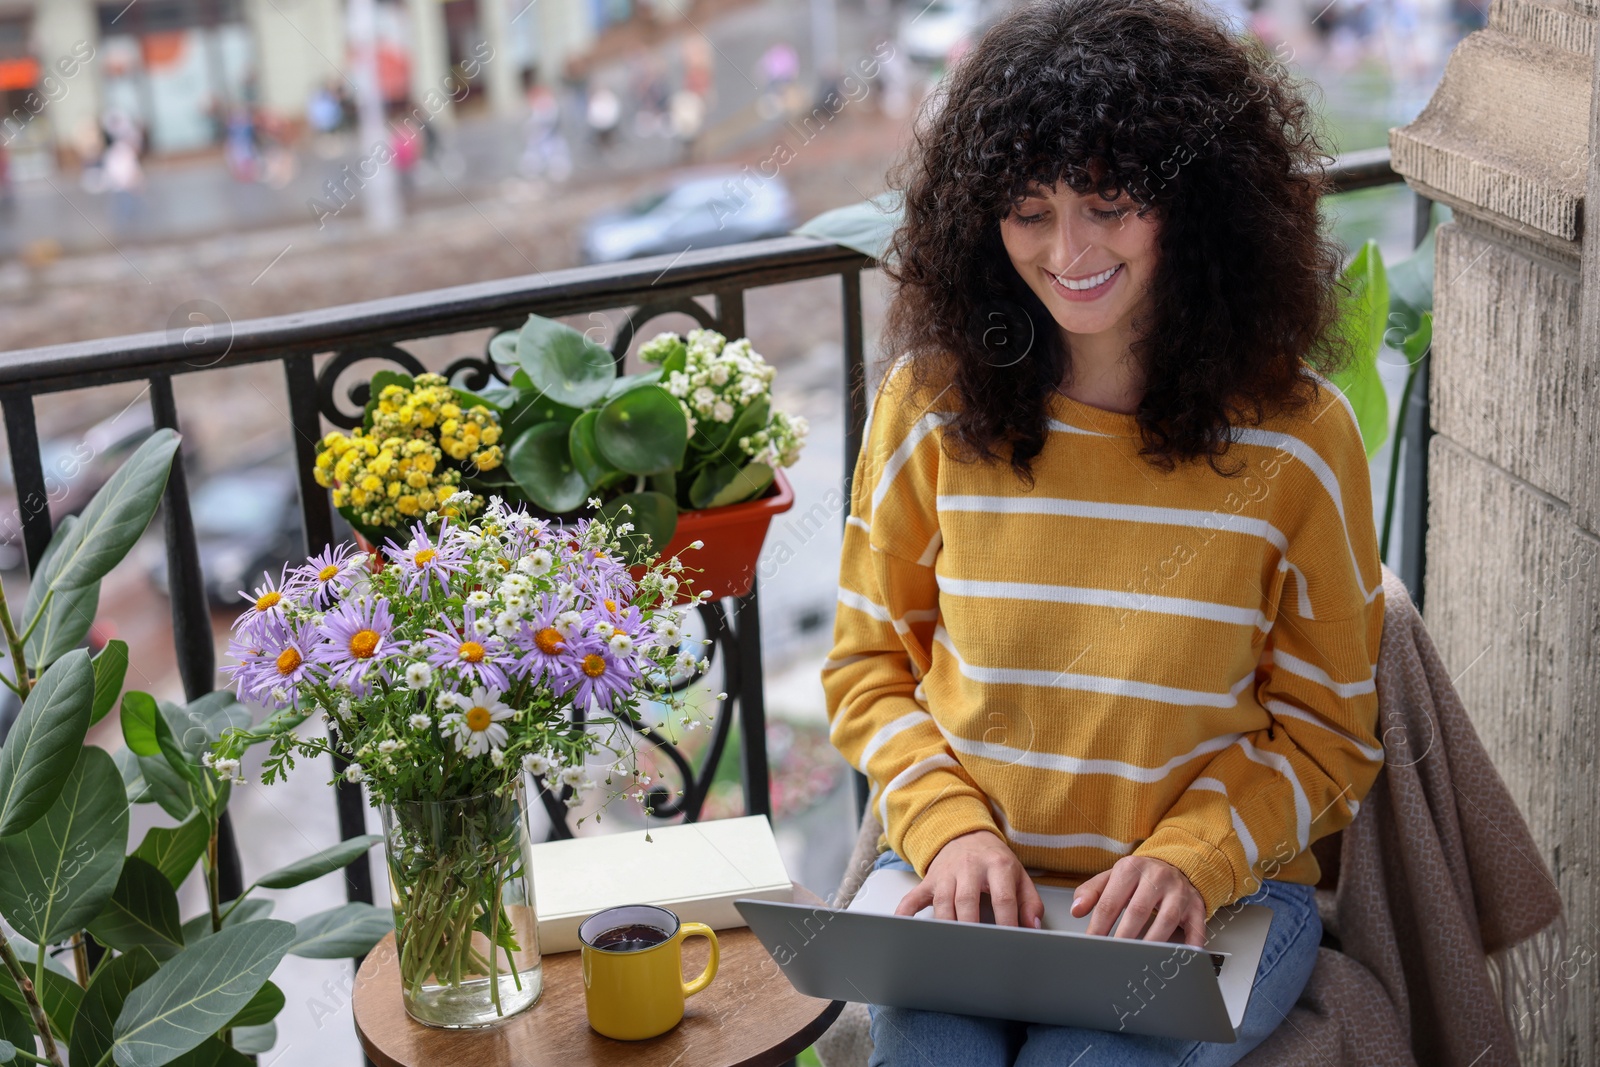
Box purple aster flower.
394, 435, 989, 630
232, 565, 295, 634
552, 630, 640, 712
508, 592, 572, 684
224, 615, 322, 705
311, 597, 402, 697
383, 520, 468, 597
286, 542, 365, 610
423, 605, 514, 691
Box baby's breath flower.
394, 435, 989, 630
409, 713, 432, 730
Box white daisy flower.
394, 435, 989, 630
377, 739, 400, 755
466, 590, 492, 608
451, 687, 514, 757
408, 713, 432, 730
344, 763, 366, 783
495, 611, 520, 638
490, 749, 505, 768
404, 662, 434, 690
609, 633, 634, 655
522, 751, 556, 775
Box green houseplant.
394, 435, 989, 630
0, 429, 391, 1067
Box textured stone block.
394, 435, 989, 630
1430, 219, 1584, 504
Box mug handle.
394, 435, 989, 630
679, 922, 720, 997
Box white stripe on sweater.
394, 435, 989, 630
937, 575, 1269, 630
932, 625, 1258, 708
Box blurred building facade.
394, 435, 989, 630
0, 0, 604, 175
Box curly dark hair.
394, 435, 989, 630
876, 0, 1354, 482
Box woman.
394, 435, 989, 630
820, 1, 1387, 1064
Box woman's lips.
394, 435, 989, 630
1048, 263, 1123, 302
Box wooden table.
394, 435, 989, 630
353, 884, 845, 1067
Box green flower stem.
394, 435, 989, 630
15, 587, 52, 649
0, 936, 63, 1067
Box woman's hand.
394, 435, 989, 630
893, 828, 1045, 929
1072, 855, 1207, 947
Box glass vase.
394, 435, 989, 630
380, 781, 544, 1027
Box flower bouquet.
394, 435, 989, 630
210, 493, 717, 1027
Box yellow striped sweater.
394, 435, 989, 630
822, 357, 1386, 920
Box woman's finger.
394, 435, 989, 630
1071, 869, 1111, 918
1113, 877, 1165, 939
1140, 891, 1186, 944
894, 880, 933, 917
989, 864, 1021, 928
1020, 868, 1046, 929
1085, 865, 1139, 937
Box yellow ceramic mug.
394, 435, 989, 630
579, 904, 720, 1040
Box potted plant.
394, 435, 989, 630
208, 493, 718, 1028
0, 430, 393, 1067
314, 321, 806, 602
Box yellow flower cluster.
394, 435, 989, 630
312, 373, 503, 528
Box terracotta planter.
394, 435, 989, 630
630, 466, 796, 604
348, 468, 796, 603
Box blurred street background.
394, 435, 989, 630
0, 0, 1483, 1061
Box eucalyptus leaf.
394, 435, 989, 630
594, 386, 689, 475
255, 834, 382, 891
507, 422, 592, 513
39, 428, 180, 593
20, 514, 100, 675
86, 855, 185, 961
111, 919, 296, 1067
287, 902, 393, 958
182, 898, 274, 945
0, 996, 30, 1062
70, 946, 160, 1067
230, 1023, 276, 1056
0, 745, 129, 943
134, 811, 212, 888
90, 640, 131, 727
791, 190, 904, 261
515, 314, 617, 408
114, 745, 153, 805
1, 936, 82, 1041
225, 981, 284, 1029
0, 647, 94, 837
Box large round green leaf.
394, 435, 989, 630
594, 386, 688, 475
0, 647, 94, 837
596, 492, 678, 566
112, 919, 296, 1067
516, 314, 617, 408
489, 330, 518, 365
71, 946, 160, 1067
506, 422, 592, 513
87, 855, 184, 961
568, 410, 617, 487
601, 367, 665, 401
0, 745, 129, 944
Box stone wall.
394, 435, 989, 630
1391, 1, 1600, 1062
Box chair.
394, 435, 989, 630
812, 564, 1566, 1067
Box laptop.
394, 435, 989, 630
734, 867, 1274, 1043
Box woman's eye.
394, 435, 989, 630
1012, 211, 1047, 226
1092, 207, 1128, 221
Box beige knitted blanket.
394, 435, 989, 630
821, 566, 1567, 1066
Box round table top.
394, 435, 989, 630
353, 884, 844, 1067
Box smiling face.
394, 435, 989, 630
999, 174, 1162, 344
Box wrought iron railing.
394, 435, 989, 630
0, 146, 1428, 935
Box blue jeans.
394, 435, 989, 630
865, 845, 1321, 1067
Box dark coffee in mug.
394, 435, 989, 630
593, 923, 670, 952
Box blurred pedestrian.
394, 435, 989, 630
224, 103, 260, 182
520, 81, 573, 182
757, 41, 799, 119
631, 52, 672, 138
308, 78, 346, 157
102, 111, 144, 233
585, 83, 621, 153
874, 37, 912, 121
668, 86, 705, 163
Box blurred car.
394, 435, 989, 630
897, 0, 1005, 63
146, 460, 352, 608
579, 168, 797, 265
0, 407, 196, 573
